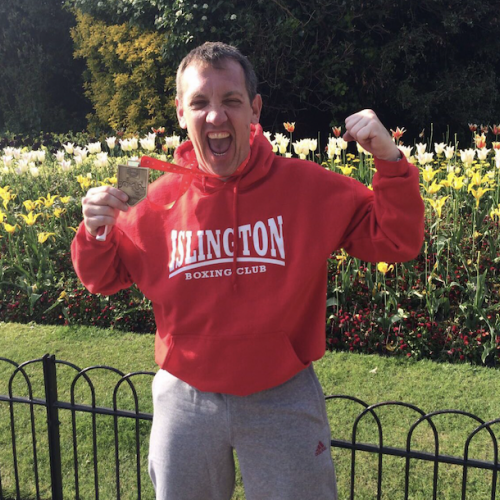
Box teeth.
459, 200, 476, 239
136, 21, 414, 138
208, 132, 230, 139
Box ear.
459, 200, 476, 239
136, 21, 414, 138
251, 94, 262, 125
176, 96, 187, 129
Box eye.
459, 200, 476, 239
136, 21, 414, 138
225, 99, 242, 107
190, 100, 207, 109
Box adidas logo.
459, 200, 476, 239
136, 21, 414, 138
315, 441, 327, 456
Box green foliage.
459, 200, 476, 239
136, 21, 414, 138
71, 12, 177, 133
0, 0, 89, 134
2, 127, 500, 367
65, 0, 500, 141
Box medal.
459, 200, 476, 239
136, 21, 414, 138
117, 160, 149, 207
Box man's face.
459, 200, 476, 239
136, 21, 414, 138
176, 59, 262, 177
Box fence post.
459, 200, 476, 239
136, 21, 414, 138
43, 354, 63, 500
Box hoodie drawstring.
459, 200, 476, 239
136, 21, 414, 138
231, 176, 242, 290
139, 153, 251, 290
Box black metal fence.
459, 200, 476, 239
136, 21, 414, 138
1, 354, 500, 499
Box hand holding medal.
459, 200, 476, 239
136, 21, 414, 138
95, 159, 149, 241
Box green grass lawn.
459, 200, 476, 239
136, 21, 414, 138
2, 322, 500, 499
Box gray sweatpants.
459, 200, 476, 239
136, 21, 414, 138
148, 365, 338, 500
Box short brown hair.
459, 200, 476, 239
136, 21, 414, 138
176, 42, 258, 101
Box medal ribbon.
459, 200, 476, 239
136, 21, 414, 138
96, 153, 249, 241
140, 154, 249, 210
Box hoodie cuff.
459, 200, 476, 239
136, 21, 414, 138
373, 150, 410, 178
80, 222, 116, 244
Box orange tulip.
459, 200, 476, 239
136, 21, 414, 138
390, 127, 406, 141
474, 134, 487, 149
283, 122, 295, 133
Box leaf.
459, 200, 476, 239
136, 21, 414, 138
28, 293, 42, 315
326, 297, 338, 307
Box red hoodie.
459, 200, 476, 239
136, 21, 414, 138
71, 124, 424, 396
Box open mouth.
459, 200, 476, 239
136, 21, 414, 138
207, 132, 232, 157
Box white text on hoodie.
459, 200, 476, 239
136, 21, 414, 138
168, 216, 285, 278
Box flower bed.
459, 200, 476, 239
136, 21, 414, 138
1, 125, 499, 364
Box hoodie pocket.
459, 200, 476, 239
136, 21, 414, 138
163, 331, 306, 396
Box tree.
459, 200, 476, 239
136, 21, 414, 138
71, 12, 176, 133
65, 0, 500, 142
0, 0, 89, 134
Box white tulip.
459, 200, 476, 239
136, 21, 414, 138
2, 155, 13, 167
477, 148, 491, 161
444, 146, 455, 160
106, 137, 117, 149
140, 136, 156, 152
460, 148, 476, 166
87, 142, 102, 154
434, 142, 446, 155
398, 145, 413, 158
60, 160, 72, 172
55, 150, 65, 163
417, 152, 434, 165
416, 143, 427, 156
35, 150, 46, 163
94, 152, 109, 167
63, 142, 74, 155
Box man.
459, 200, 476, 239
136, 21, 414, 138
72, 42, 424, 499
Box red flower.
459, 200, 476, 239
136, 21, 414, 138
469, 123, 478, 132
390, 126, 406, 141
332, 126, 342, 138
491, 124, 500, 136
283, 122, 295, 133
152, 126, 166, 136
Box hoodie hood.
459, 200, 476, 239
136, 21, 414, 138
173, 123, 274, 192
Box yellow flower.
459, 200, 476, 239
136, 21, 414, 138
422, 180, 443, 195
100, 176, 117, 185
0, 186, 16, 209
38, 232, 56, 243
37, 193, 59, 208
425, 195, 449, 218
0, 209, 6, 223
377, 262, 394, 274
452, 176, 465, 191
19, 211, 43, 226
68, 226, 78, 233
58, 290, 67, 301
53, 208, 67, 218
77, 175, 92, 189
59, 196, 71, 204
337, 165, 357, 176
335, 249, 348, 264
23, 200, 38, 211
469, 187, 492, 208
490, 205, 500, 220
3, 223, 18, 234
468, 171, 484, 189
439, 172, 454, 188
421, 166, 439, 183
